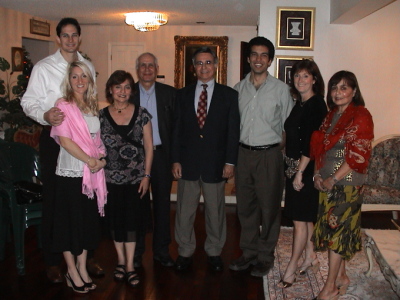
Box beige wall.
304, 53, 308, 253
0, 7, 57, 63
79, 25, 257, 105
2, 1, 399, 140
259, 0, 400, 140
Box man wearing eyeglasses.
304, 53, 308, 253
171, 47, 240, 272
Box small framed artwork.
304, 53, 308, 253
11, 47, 24, 72
30, 19, 50, 36
276, 7, 315, 50
275, 56, 313, 85
174, 36, 228, 89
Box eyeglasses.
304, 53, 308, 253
194, 60, 214, 66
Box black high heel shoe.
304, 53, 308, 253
278, 272, 297, 288
65, 273, 89, 293
76, 268, 97, 290
299, 258, 320, 275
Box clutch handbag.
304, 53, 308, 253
284, 156, 300, 178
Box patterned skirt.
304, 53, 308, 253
312, 185, 362, 260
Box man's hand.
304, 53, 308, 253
172, 163, 182, 179
44, 107, 65, 126
222, 164, 235, 179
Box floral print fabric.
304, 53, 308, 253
312, 185, 362, 260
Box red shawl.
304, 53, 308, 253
310, 103, 374, 173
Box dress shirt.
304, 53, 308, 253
21, 49, 96, 125
139, 82, 161, 145
234, 73, 294, 146
194, 79, 215, 113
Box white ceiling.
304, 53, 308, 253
0, 0, 260, 26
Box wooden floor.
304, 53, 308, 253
0, 202, 396, 300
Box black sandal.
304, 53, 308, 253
126, 271, 140, 287
113, 264, 126, 281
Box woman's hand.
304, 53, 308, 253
322, 176, 335, 192
88, 158, 106, 173
292, 172, 304, 191
138, 177, 150, 198
314, 175, 325, 192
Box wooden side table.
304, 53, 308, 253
364, 229, 400, 297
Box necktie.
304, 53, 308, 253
197, 84, 208, 129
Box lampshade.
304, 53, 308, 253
125, 12, 168, 32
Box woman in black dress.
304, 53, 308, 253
99, 70, 153, 287
280, 60, 327, 288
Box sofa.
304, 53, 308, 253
360, 135, 400, 218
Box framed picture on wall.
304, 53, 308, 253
276, 7, 315, 50
275, 55, 313, 85
11, 47, 24, 72
174, 36, 228, 89
30, 19, 50, 36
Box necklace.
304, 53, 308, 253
113, 103, 129, 113
299, 100, 307, 107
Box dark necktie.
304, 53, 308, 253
197, 84, 208, 129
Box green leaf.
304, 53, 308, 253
0, 57, 10, 72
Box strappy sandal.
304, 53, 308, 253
113, 264, 126, 281
126, 271, 140, 287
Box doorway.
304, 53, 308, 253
108, 43, 145, 81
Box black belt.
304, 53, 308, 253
239, 142, 279, 151
153, 145, 163, 150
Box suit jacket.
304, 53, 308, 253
134, 81, 176, 158
171, 82, 240, 183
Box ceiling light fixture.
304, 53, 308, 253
125, 12, 168, 32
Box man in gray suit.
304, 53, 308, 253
133, 52, 176, 267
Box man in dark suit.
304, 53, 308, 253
133, 52, 176, 267
171, 47, 240, 271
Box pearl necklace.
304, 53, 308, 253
113, 103, 129, 113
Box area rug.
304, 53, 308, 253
263, 227, 398, 299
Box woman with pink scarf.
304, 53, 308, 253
50, 61, 107, 294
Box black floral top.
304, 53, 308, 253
99, 106, 151, 185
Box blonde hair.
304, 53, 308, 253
62, 61, 98, 115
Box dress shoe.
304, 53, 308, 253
134, 255, 142, 268
175, 255, 192, 270
153, 254, 175, 267
208, 256, 223, 271
46, 266, 63, 283
278, 272, 297, 288
65, 273, 88, 294
250, 261, 272, 277
229, 255, 257, 271
87, 258, 105, 277
77, 268, 96, 291
299, 258, 320, 275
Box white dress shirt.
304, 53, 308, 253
194, 79, 215, 112
21, 49, 96, 125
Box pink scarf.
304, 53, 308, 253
50, 99, 107, 216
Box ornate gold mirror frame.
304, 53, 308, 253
174, 36, 228, 89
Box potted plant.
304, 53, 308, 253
0, 49, 40, 146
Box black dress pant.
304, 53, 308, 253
135, 148, 172, 257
